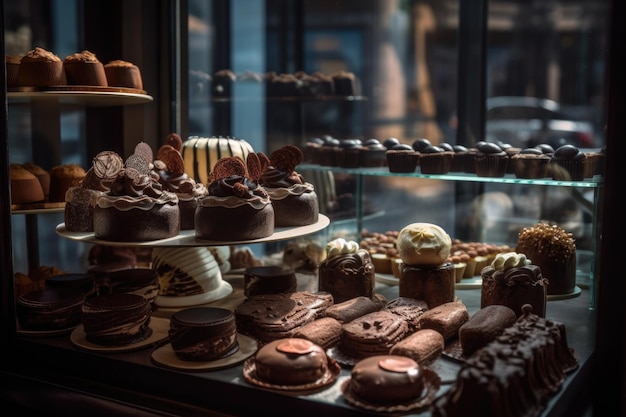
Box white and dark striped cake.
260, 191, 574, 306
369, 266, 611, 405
151, 247, 233, 308
181, 136, 255, 186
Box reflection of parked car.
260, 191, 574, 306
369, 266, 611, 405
485, 96, 596, 149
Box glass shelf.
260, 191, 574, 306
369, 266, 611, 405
300, 164, 604, 188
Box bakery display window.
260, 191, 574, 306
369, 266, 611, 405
1, 0, 618, 416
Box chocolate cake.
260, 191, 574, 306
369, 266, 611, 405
93, 147, 180, 242
481, 251, 548, 317
99, 268, 160, 308
81, 293, 152, 346
324, 296, 381, 324
389, 329, 445, 365
104, 59, 143, 90
63, 50, 107, 86
16, 287, 85, 331
258, 145, 319, 227
195, 154, 274, 241
384, 297, 429, 332
292, 317, 342, 349
17, 46, 67, 87
318, 238, 375, 304
168, 307, 239, 361
398, 262, 455, 309
243, 264, 297, 297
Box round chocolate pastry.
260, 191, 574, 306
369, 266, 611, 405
253, 338, 329, 385
349, 355, 426, 404
244, 264, 297, 297
169, 307, 239, 361
16, 287, 86, 331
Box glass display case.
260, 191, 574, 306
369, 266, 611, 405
1, 1, 620, 416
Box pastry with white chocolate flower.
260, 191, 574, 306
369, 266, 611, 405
480, 251, 548, 317
318, 238, 375, 304
396, 222, 452, 267
396, 223, 455, 309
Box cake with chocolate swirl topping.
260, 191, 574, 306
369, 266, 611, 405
481, 251, 548, 317
93, 145, 180, 242
195, 154, 274, 241
258, 145, 319, 227
318, 238, 375, 304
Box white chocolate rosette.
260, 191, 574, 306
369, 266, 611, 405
396, 223, 452, 267
490, 252, 531, 271
326, 238, 360, 259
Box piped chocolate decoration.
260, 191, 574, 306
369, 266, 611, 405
92, 151, 124, 179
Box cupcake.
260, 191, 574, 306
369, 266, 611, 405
418, 145, 453, 175
49, 163, 87, 203
104, 60, 143, 90
5, 54, 21, 88
359, 138, 388, 168
63, 50, 108, 86
335, 139, 363, 168
386, 144, 418, 173
9, 164, 45, 204
449, 145, 469, 172
550, 144, 586, 181
22, 162, 51, 198
474, 142, 509, 177
511, 147, 550, 179
17, 47, 67, 87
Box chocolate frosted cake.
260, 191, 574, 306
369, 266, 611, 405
416, 301, 469, 342
481, 251, 548, 317
431, 304, 578, 417
258, 145, 319, 227
93, 146, 180, 242
99, 268, 160, 308
64, 151, 122, 232
81, 293, 152, 346
168, 307, 239, 361
389, 329, 445, 365
16, 287, 85, 331
195, 154, 274, 241
318, 238, 375, 304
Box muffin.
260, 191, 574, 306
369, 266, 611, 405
17, 47, 67, 87
550, 144, 586, 181
474, 142, 509, 177
5, 54, 21, 88
49, 163, 87, 202
9, 164, 45, 204
418, 145, 453, 175
63, 50, 108, 86
359, 138, 388, 167
511, 147, 550, 179
104, 60, 143, 90
386, 144, 418, 173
